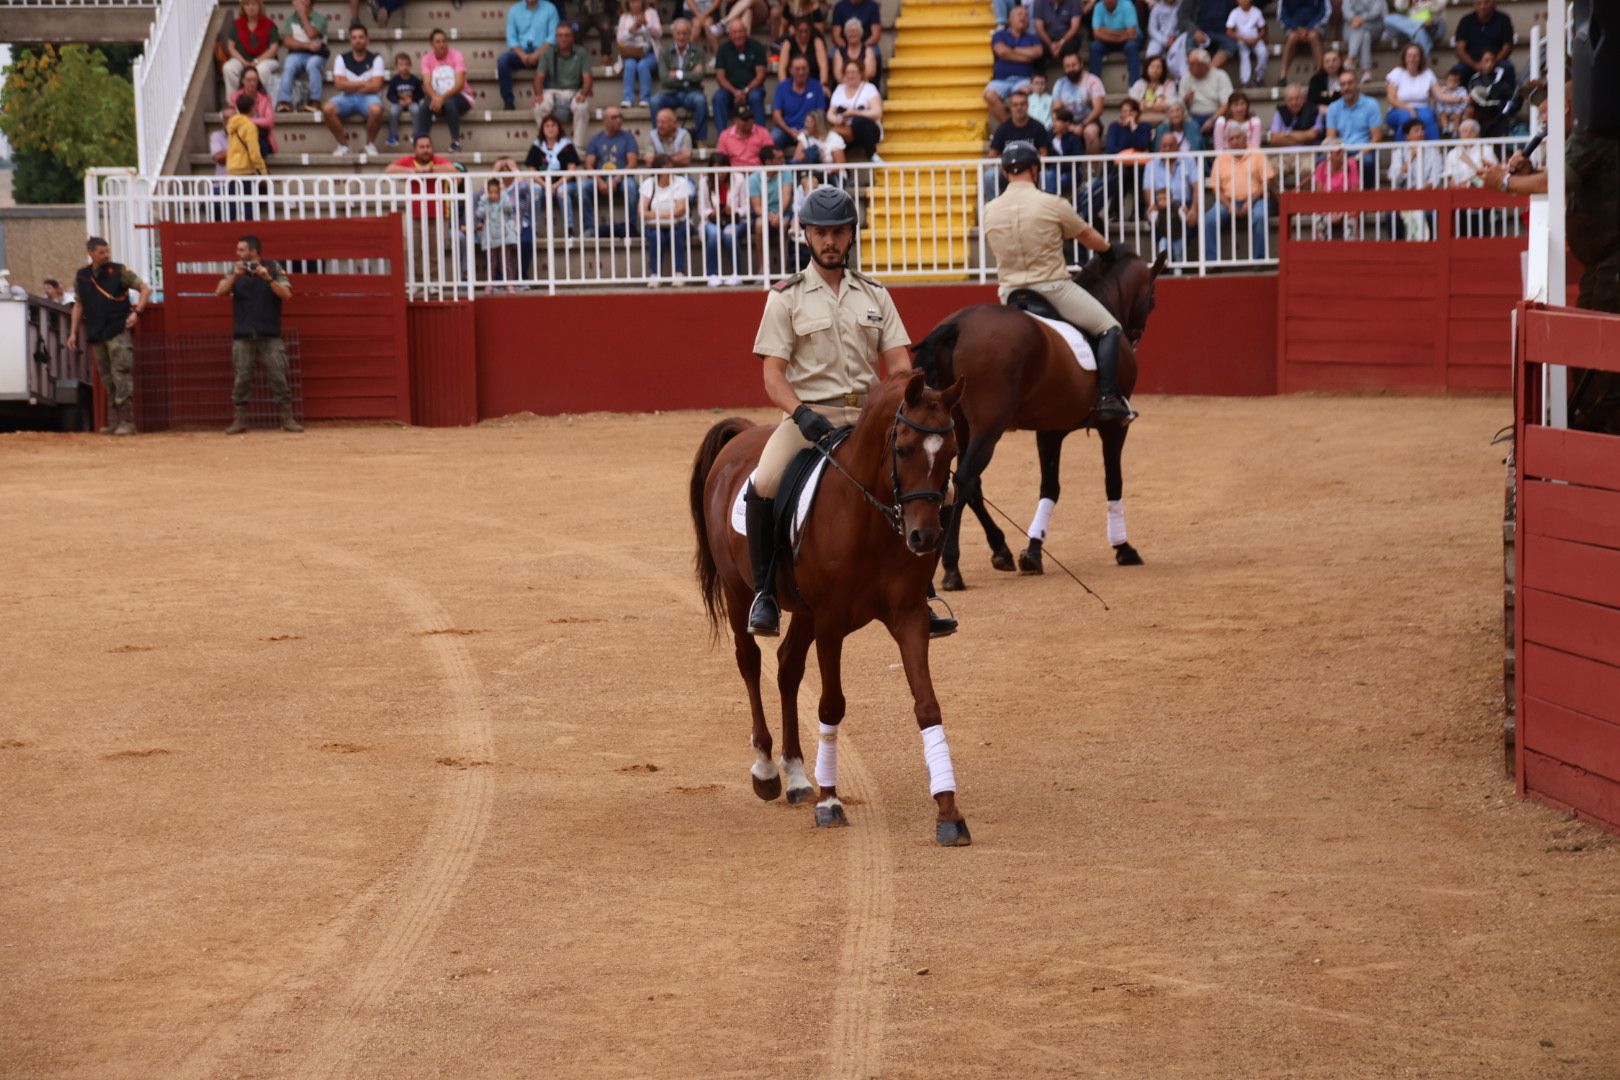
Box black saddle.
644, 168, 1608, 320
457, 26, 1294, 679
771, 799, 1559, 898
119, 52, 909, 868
1006, 289, 1097, 349
773, 425, 856, 556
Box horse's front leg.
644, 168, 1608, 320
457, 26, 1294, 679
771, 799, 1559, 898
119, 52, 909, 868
941, 427, 1008, 591
775, 613, 817, 805
811, 627, 849, 827
1018, 429, 1067, 575
1099, 419, 1143, 565
887, 606, 971, 847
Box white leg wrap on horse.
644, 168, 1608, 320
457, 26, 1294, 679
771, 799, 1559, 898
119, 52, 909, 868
751, 747, 779, 781
1028, 497, 1056, 541
814, 723, 839, 789
921, 724, 956, 796
1107, 499, 1127, 546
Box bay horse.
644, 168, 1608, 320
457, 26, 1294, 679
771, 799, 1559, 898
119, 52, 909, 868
914, 250, 1165, 592
689, 371, 972, 846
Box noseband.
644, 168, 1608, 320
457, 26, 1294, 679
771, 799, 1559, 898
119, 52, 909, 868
818, 403, 954, 537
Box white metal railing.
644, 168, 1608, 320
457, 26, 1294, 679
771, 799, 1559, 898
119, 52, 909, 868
89, 138, 1529, 296
133, 0, 219, 175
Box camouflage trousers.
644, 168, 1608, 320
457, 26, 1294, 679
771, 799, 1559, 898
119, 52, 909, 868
1567, 133, 1620, 315
231, 336, 292, 407
91, 332, 135, 409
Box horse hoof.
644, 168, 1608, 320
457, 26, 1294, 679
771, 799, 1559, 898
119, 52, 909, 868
815, 801, 848, 828
989, 549, 1016, 572
940, 570, 966, 592
935, 818, 972, 847
786, 784, 815, 805
752, 773, 783, 801
1114, 542, 1144, 566
1017, 549, 1044, 575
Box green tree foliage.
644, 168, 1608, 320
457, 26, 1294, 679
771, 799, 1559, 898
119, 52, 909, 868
0, 45, 137, 204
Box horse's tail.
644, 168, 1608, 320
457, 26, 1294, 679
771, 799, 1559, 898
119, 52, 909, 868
911, 320, 961, 390
690, 416, 751, 637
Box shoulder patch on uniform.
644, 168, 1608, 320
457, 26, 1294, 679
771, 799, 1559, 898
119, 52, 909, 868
771, 272, 804, 291
847, 268, 886, 289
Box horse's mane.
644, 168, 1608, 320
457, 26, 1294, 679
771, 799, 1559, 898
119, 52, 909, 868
1072, 249, 1138, 292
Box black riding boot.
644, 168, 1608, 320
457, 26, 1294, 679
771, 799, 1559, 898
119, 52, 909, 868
1090, 326, 1136, 424
745, 490, 780, 637
926, 582, 958, 639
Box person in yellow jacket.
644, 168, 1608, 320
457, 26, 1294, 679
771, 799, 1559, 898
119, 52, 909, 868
225, 111, 269, 176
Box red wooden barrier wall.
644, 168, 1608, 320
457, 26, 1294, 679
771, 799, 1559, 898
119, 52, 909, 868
156, 216, 410, 422
1277, 189, 1526, 394
407, 301, 478, 426
1514, 303, 1620, 833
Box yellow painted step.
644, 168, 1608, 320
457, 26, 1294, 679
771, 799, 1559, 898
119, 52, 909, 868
859, 237, 978, 263
870, 138, 987, 159
881, 118, 986, 139
886, 69, 994, 89
895, 8, 993, 28
888, 45, 992, 64
896, 27, 994, 47
884, 94, 992, 115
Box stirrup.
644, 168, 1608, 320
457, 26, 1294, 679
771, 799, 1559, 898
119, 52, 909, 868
747, 591, 780, 637
927, 594, 958, 639
1090, 392, 1137, 425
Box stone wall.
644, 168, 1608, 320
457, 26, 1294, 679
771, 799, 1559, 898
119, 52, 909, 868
0, 207, 91, 296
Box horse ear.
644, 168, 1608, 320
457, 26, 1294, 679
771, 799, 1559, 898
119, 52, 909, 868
1150, 252, 1168, 278
904, 369, 925, 407
941, 377, 966, 413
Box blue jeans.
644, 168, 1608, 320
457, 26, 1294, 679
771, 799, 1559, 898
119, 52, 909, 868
1204, 199, 1268, 261
583, 176, 641, 235
1384, 12, 1444, 55
497, 50, 539, 109
1386, 105, 1439, 142
621, 53, 657, 103
1194, 30, 1238, 59
992, 0, 1016, 25
387, 101, 410, 142
1090, 38, 1140, 84
278, 51, 324, 105
651, 90, 708, 142
703, 220, 748, 277
713, 87, 767, 133
644, 220, 691, 276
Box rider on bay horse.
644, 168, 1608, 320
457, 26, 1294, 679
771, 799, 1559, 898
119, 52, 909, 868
747, 184, 957, 640
982, 140, 1136, 424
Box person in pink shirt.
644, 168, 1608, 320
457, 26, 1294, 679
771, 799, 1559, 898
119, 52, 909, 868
1311, 136, 1362, 237
417, 29, 474, 152
222, 66, 279, 158
714, 104, 775, 166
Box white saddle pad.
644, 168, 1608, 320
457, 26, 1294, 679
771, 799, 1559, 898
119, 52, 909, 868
730, 457, 832, 546
1028, 313, 1097, 371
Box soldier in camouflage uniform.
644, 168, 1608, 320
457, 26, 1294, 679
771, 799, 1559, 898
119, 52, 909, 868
70, 237, 152, 437
215, 234, 303, 435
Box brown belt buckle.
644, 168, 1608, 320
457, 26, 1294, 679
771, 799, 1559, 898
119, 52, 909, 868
842, 392, 861, 407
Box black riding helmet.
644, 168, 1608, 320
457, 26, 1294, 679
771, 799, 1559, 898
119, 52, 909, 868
796, 184, 858, 228
1000, 140, 1041, 174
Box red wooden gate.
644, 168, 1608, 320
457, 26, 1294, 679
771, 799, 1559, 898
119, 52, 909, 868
1277, 189, 1526, 393
1514, 303, 1620, 832
156, 215, 410, 424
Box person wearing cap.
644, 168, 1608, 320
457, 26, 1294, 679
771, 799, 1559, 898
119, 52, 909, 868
716, 102, 775, 166
981, 141, 1134, 424
747, 184, 957, 639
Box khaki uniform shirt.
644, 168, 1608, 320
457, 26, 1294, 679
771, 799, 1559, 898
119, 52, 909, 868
752, 268, 910, 404
982, 180, 1089, 289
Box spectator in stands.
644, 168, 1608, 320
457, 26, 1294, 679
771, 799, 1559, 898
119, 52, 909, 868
385, 136, 455, 290
649, 106, 697, 165
1464, 49, 1516, 135
830, 0, 882, 55
1090, 0, 1140, 84
986, 6, 1042, 125
771, 0, 827, 41
697, 151, 748, 285
1106, 97, 1154, 153
832, 17, 880, 84
1342, 0, 1385, 82
224, 108, 269, 176
384, 53, 424, 147
698, 0, 768, 42
1307, 47, 1345, 113
277, 0, 328, 112
1143, 129, 1196, 258
1266, 81, 1324, 146
419, 28, 474, 152
1388, 116, 1444, 187
223, 68, 278, 159
772, 55, 829, 152
827, 61, 883, 159
1213, 90, 1260, 149
476, 176, 523, 291
640, 154, 695, 284
534, 23, 593, 147
655, 19, 711, 143
715, 17, 769, 131
1027, 72, 1054, 128
1181, 47, 1233, 136
224, 0, 282, 102
1443, 117, 1496, 187
1179, 0, 1236, 70
985, 89, 1052, 200
42, 279, 67, 304
617, 0, 663, 107
322, 22, 386, 156
1033, 0, 1085, 71
1451, 0, 1515, 87
1434, 69, 1467, 137
491, 156, 538, 276
1324, 68, 1384, 146
748, 144, 796, 256
1278, 0, 1329, 84
584, 105, 642, 236
1153, 98, 1203, 150
1310, 137, 1360, 235
1384, 0, 1446, 58
1053, 51, 1106, 152
778, 17, 832, 89
1050, 105, 1087, 155
1145, 0, 1184, 78
498, 0, 560, 112
796, 109, 847, 165
1225, 0, 1267, 88
1204, 124, 1273, 259
1129, 54, 1179, 125
711, 107, 773, 175
1384, 42, 1439, 141
525, 113, 583, 232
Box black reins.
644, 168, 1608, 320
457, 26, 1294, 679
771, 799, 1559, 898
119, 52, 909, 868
817, 403, 954, 537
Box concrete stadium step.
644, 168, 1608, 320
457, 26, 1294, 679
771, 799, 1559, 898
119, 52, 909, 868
881, 115, 985, 136
870, 137, 985, 160
892, 27, 993, 48
894, 7, 993, 29
859, 235, 977, 262
885, 45, 990, 65
884, 69, 991, 90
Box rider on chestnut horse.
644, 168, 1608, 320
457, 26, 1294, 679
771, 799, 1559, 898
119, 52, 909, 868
982, 140, 1136, 424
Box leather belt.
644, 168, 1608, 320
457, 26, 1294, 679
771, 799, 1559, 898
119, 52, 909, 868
808, 392, 866, 408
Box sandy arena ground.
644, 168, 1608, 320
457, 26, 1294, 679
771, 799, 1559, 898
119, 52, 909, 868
2, 395, 1618, 1080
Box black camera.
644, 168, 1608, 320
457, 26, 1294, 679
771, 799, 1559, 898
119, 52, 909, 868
244, 260, 260, 273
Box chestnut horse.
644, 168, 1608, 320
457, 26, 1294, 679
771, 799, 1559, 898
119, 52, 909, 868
914, 250, 1165, 591
689, 371, 973, 845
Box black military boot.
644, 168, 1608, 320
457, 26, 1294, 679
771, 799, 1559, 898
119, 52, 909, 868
1090, 326, 1136, 425
745, 490, 780, 637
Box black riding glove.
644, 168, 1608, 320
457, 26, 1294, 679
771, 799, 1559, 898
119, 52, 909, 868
792, 404, 837, 445
1098, 243, 1121, 267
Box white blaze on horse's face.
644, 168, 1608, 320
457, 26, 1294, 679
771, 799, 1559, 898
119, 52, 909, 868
923, 434, 944, 471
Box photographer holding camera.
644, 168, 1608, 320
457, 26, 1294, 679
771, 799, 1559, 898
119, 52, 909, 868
215, 234, 302, 435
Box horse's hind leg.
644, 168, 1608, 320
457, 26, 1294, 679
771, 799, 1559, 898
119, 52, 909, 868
966, 489, 1014, 573
730, 599, 780, 800
775, 613, 816, 805
1019, 430, 1066, 575
941, 427, 1008, 591
1099, 420, 1143, 565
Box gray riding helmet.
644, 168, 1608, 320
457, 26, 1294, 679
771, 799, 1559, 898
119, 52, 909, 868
1000, 140, 1041, 174
796, 184, 859, 228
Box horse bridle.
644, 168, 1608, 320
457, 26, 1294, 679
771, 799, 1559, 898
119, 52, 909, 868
817, 404, 954, 537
